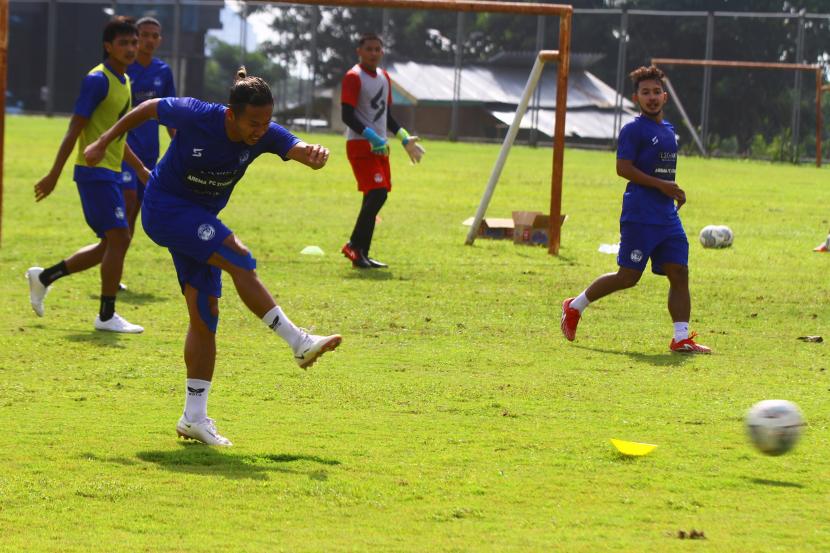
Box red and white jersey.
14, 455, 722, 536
341, 63, 393, 141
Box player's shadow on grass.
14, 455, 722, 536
343, 269, 395, 281
64, 331, 128, 349
87, 290, 165, 306
571, 344, 691, 367
136, 447, 341, 481
745, 477, 805, 489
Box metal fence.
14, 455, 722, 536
8, 1, 830, 161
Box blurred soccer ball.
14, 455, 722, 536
745, 400, 804, 456
699, 225, 733, 248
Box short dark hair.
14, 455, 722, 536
136, 16, 162, 30
629, 65, 665, 91
228, 66, 274, 114
102, 16, 137, 60
358, 33, 383, 47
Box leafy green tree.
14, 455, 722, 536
203, 36, 288, 103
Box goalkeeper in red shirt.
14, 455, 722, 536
340, 33, 424, 269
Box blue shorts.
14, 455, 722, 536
142, 190, 232, 298
121, 159, 156, 205
617, 221, 688, 275
74, 167, 128, 238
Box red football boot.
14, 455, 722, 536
560, 298, 581, 342
670, 331, 712, 354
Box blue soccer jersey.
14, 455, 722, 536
617, 115, 680, 225
147, 97, 300, 213
126, 58, 176, 167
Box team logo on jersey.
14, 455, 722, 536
121, 172, 133, 183
374, 173, 384, 184
197, 224, 216, 241
370, 88, 387, 122
239, 150, 250, 164
192, 148, 204, 157
154, 77, 162, 88
630, 249, 644, 263
651, 136, 659, 145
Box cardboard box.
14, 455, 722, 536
512, 211, 567, 247
462, 216, 514, 240
463, 212, 567, 245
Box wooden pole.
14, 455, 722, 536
653, 57, 822, 167
816, 68, 822, 167
548, 9, 571, 255
252, 0, 572, 16
0, 0, 7, 247
651, 57, 818, 72
264, 0, 573, 255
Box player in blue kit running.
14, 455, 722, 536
121, 16, 176, 238
27, 17, 146, 333
560, 65, 711, 354
84, 67, 342, 446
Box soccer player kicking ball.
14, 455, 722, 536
340, 33, 424, 269
85, 68, 342, 446
27, 17, 147, 333
121, 16, 176, 240
561, 65, 711, 354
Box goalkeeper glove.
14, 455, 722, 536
397, 128, 425, 164
361, 127, 388, 155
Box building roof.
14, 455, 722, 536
386, 60, 635, 111
489, 108, 636, 140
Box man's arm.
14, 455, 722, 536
286, 142, 329, 170
341, 103, 365, 135
123, 144, 150, 185
616, 159, 685, 209
386, 112, 401, 136
34, 115, 88, 202
85, 99, 161, 166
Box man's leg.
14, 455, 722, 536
664, 263, 690, 324
27, 240, 107, 317
207, 234, 341, 368
359, 188, 388, 267
123, 188, 139, 238
175, 283, 231, 446
94, 227, 142, 333
664, 263, 710, 353
561, 267, 642, 341
343, 194, 375, 268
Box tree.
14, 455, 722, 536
203, 36, 288, 103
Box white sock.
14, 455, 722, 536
184, 378, 211, 423
262, 306, 302, 348
571, 292, 590, 313
673, 322, 689, 342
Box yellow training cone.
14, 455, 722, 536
610, 439, 657, 456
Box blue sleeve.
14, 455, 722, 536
73, 72, 109, 118
163, 66, 176, 97
616, 123, 638, 160
157, 97, 208, 130
264, 123, 301, 160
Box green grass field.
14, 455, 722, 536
1, 114, 829, 552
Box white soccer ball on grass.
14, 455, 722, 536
699, 225, 733, 248
745, 399, 804, 456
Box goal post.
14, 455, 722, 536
651, 57, 824, 167
0, 0, 573, 251
234, 0, 573, 255
465, 50, 560, 248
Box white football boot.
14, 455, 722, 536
94, 313, 144, 333
26, 267, 49, 317
293, 331, 342, 369
176, 415, 232, 446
